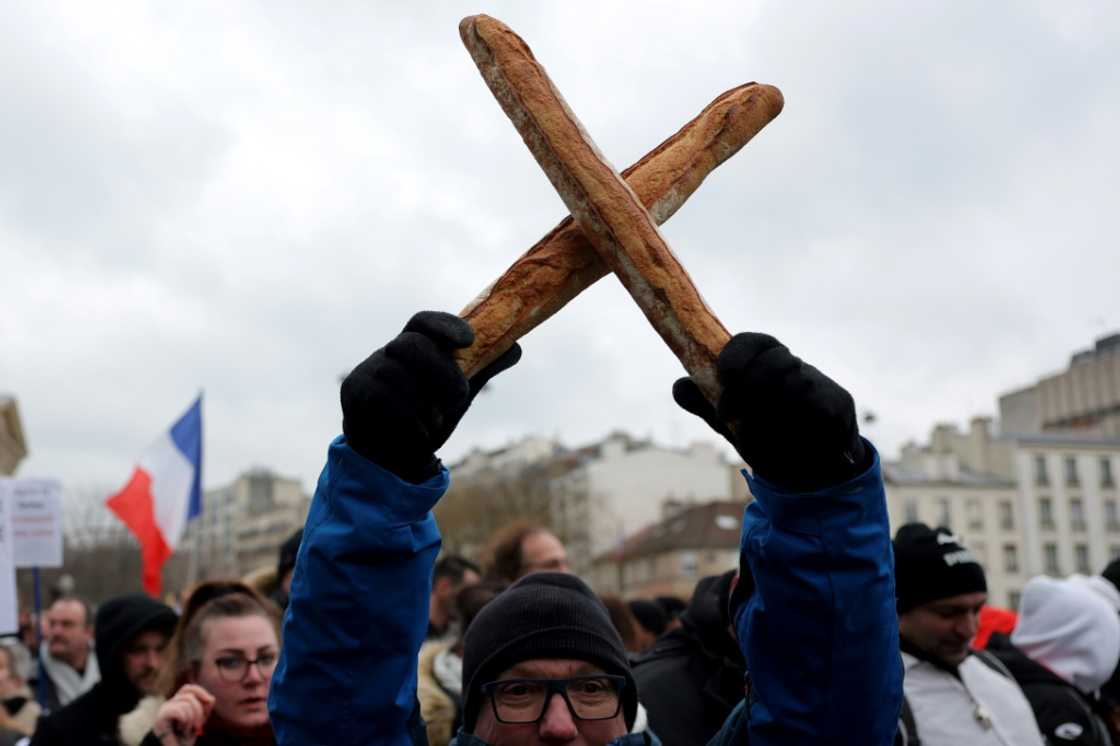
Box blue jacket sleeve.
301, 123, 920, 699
730, 442, 902, 746
268, 436, 445, 746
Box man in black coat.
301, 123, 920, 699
632, 570, 746, 746
30, 594, 177, 746
987, 576, 1118, 746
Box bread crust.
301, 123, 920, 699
459, 15, 767, 403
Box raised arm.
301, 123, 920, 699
269, 312, 520, 746
675, 333, 902, 746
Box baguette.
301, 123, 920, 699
456, 81, 781, 377
460, 15, 747, 403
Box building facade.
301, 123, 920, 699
888, 418, 1120, 608
184, 468, 311, 579
1000, 332, 1120, 436
589, 500, 744, 599
548, 432, 743, 576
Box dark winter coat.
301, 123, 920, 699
988, 633, 1114, 746
29, 595, 177, 746
633, 571, 745, 746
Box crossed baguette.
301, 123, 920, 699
455, 16, 782, 401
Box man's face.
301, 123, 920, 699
46, 600, 92, 665
899, 591, 986, 666
519, 532, 570, 578
122, 629, 170, 695
435, 568, 481, 616
472, 659, 628, 746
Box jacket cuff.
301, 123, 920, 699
742, 439, 883, 536
328, 435, 449, 524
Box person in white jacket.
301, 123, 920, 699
893, 523, 1045, 746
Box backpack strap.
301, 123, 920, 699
895, 696, 921, 746
972, 649, 1014, 680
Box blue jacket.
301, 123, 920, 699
270, 436, 901, 745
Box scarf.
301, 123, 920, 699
433, 646, 463, 696
39, 641, 100, 706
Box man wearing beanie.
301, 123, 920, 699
893, 522, 1045, 746
30, 593, 177, 746
272, 313, 902, 745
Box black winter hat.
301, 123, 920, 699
628, 599, 668, 636
1102, 557, 1120, 592
893, 523, 987, 614
277, 528, 303, 578
461, 572, 637, 732
94, 594, 178, 679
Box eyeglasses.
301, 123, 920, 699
480, 675, 626, 724
211, 652, 278, 683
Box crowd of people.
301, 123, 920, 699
5, 311, 1120, 745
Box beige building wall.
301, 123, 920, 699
186, 468, 311, 579
999, 332, 1120, 436
888, 422, 1120, 610
884, 478, 1023, 608
551, 434, 735, 575
1012, 438, 1120, 582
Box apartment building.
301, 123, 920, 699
185, 468, 311, 579
589, 500, 744, 599
548, 432, 743, 576
1000, 332, 1120, 436
888, 418, 1120, 608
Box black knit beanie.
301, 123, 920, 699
893, 523, 987, 614
461, 572, 637, 732
1102, 557, 1120, 592
277, 528, 303, 578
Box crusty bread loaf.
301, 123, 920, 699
460, 15, 763, 404
455, 77, 782, 378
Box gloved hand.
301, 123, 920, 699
340, 311, 521, 483
672, 333, 869, 492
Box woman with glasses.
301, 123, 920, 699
120, 584, 279, 746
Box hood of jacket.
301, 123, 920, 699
678, 570, 744, 666
1011, 575, 1120, 693
93, 594, 178, 715
1069, 573, 1120, 613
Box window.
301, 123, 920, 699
1008, 590, 1022, 610
1035, 455, 1049, 486
999, 500, 1014, 531
966, 498, 983, 531
1107, 500, 1120, 530
937, 498, 952, 529
1103, 458, 1116, 489
1002, 543, 1019, 574
1065, 457, 1080, 487
680, 551, 698, 578
1044, 543, 1060, 575
972, 541, 988, 569
1038, 497, 1055, 530
1075, 544, 1091, 574
904, 497, 920, 524
1070, 498, 1086, 532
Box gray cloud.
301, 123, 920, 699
2, 1, 1117, 500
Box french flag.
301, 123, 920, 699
107, 396, 203, 596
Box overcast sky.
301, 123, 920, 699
3, 1, 1118, 501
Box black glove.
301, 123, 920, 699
340, 311, 521, 483
673, 333, 868, 492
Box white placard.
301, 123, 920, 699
0, 491, 18, 634
0, 479, 64, 568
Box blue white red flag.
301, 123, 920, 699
106, 396, 202, 596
